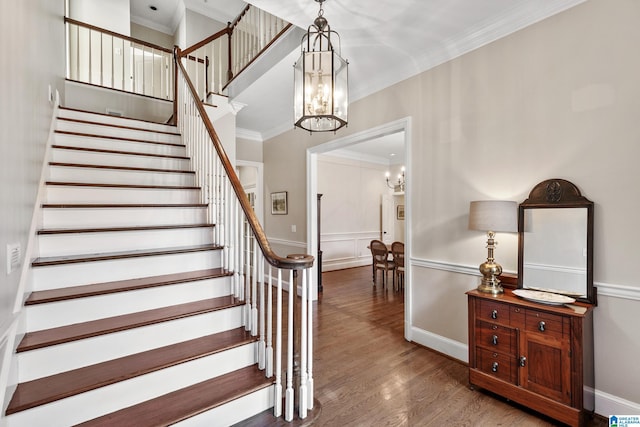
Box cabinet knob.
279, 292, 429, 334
492, 362, 499, 372
538, 321, 546, 332
492, 335, 498, 346
519, 356, 527, 367
491, 309, 498, 319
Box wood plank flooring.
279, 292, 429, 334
237, 266, 606, 427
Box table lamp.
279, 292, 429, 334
468, 200, 517, 294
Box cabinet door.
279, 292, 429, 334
519, 332, 572, 404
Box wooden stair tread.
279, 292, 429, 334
26, 268, 231, 305
55, 130, 183, 147
52, 144, 190, 160
45, 181, 200, 190
17, 296, 242, 352
37, 223, 213, 236
57, 116, 180, 136
6, 328, 254, 415
76, 366, 272, 427
31, 244, 221, 267
49, 161, 195, 174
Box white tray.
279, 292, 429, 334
513, 289, 576, 305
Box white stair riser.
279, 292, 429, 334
58, 109, 178, 133
37, 227, 213, 258
48, 164, 195, 187
42, 206, 208, 229
32, 250, 221, 290
18, 306, 245, 381
10, 343, 256, 427
56, 122, 182, 144
44, 185, 201, 205
54, 133, 185, 157
51, 149, 191, 171
175, 387, 273, 427
25, 276, 232, 331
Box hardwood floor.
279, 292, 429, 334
237, 266, 606, 427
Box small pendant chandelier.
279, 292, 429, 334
294, 0, 348, 133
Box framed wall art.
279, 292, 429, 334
271, 191, 288, 215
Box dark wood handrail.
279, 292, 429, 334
180, 27, 230, 57
65, 17, 172, 54
229, 4, 252, 30
174, 48, 313, 271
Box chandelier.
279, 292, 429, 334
294, 0, 348, 132
386, 167, 405, 192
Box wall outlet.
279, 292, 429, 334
291, 225, 297, 233
7, 243, 21, 275
48, 85, 54, 104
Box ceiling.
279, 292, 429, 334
131, 0, 585, 160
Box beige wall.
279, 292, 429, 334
0, 0, 66, 384
237, 137, 263, 163
262, 0, 640, 411
68, 0, 130, 36
131, 22, 174, 49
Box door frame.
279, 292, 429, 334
306, 116, 413, 340
236, 160, 264, 225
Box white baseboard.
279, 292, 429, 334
594, 388, 640, 418
410, 326, 468, 363
322, 259, 370, 272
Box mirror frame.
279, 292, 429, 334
517, 178, 596, 305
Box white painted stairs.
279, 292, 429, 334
3, 108, 273, 427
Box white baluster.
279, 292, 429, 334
285, 269, 294, 421
251, 236, 258, 336
258, 254, 265, 369
298, 269, 308, 418
274, 268, 283, 417
307, 270, 314, 409
266, 265, 274, 377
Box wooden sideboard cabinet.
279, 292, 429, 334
467, 289, 595, 427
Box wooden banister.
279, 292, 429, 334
229, 4, 252, 30
180, 27, 230, 57
64, 17, 172, 53
174, 48, 313, 271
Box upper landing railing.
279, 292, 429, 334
65, 5, 291, 104
65, 17, 174, 101
182, 4, 291, 101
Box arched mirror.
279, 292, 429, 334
517, 179, 596, 305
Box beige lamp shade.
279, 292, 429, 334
468, 200, 518, 233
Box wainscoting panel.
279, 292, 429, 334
320, 231, 379, 271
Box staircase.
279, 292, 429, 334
3, 108, 274, 426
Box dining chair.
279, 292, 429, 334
370, 240, 395, 289
391, 241, 405, 292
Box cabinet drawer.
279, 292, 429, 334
476, 320, 517, 355
525, 309, 566, 338
476, 347, 517, 384
477, 300, 510, 324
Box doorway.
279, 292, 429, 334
306, 117, 412, 340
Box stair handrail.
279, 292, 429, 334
174, 47, 313, 271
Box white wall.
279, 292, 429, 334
0, 0, 66, 403
68, 0, 130, 36
317, 155, 389, 271
185, 9, 226, 47
263, 0, 640, 414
